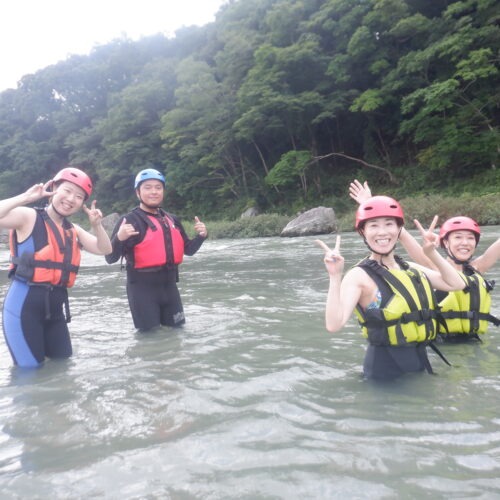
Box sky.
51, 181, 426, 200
0, 0, 228, 92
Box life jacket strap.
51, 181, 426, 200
440, 310, 500, 327
428, 341, 452, 367
359, 258, 437, 341
19, 283, 72, 323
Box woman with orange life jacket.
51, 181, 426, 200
316, 195, 465, 380
349, 180, 500, 342
105, 168, 207, 331
0, 167, 112, 368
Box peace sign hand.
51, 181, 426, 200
414, 215, 439, 255
83, 200, 104, 228
22, 182, 55, 204
315, 235, 344, 276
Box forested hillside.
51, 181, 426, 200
0, 0, 498, 219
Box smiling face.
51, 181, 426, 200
361, 216, 401, 254
443, 230, 477, 262
137, 179, 164, 209
52, 181, 86, 216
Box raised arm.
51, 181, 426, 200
399, 218, 437, 270
173, 214, 206, 256
0, 183, 54, 233
412, 218, 465, 291
349, 179, 372, 204
315, 236, 363, 332
472, 237, 500, 274
74, 200, 112, 255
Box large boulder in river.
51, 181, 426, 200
101, 212, 120, 236
280, 207, 337, 237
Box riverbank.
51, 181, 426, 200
3, 192, 494, 244
194, 192, 500, 239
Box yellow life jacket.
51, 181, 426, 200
438, 270, 499, 336
354, 258, 439, 346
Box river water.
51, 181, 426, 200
0, 227, 499, 499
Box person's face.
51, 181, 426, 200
52, 181, 86, 216
444, 230, 477, 261
362, 217, 400, 253
137, 179, 164, 207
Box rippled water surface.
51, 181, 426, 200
1, 227, 500, 499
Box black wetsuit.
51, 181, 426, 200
363, 344, 430, 380
106, 207, 205, 331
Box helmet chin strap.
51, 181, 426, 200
442, 238, 476, 266
361, 227, 402, 260
47, 203, 65, 220
141, 202, 162, 211
444, 246, 472, 266
137, 192, 162, 211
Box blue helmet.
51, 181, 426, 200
134, 168, 165, 189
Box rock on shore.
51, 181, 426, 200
280, 207, 337, 237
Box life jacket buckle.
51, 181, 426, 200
464, 311, 477, 320
420, 310, 433, 322
485, 279, 495, 292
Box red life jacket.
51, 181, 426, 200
9, 209, 81, 288
133, 211, 184, 269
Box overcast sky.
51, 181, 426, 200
0, 0, 228, 92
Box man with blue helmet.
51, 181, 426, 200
106, 168, 207, 331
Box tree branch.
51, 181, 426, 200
310, 152, 397, 183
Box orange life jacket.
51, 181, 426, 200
10, 209, 81, 288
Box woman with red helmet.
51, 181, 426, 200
350, 180, 500, 342
316, 194, 465, 381
0, 167, 112, 368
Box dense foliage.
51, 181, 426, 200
0, 0, 498, 219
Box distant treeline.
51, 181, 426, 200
0, 0, 498, 219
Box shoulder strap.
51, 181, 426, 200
131, 207, 157, 231
39, 209, 65, 253
356, 259, 393, 308
358, 258, 420, 310
358, 258, 438, 339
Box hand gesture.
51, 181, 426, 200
116, 217, 139, 241
349, 179, 372, 205
82, 200, 104, 227
315, 235, 344, 276
414, 216, 439, 255
23, 182, 55, 204
194, 216, 207, 238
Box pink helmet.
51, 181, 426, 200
439, 216, 480, 246
53, 167, 93, 199
355, 196, 404, 229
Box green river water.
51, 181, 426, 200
0, 228, 499, 499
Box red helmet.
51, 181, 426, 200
355, 196, 404, 229
439, 216, 480, 246
53, 167, 93, 199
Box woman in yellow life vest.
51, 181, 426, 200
316, 196, 465, 381
436, 218, 499, 340
350, 180, 500, 342
0, 167, 112, 368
